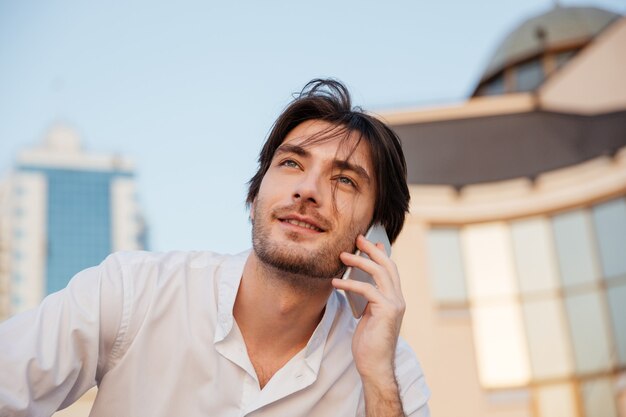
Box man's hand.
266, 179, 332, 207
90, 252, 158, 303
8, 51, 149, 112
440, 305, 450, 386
332, 234, 406, 417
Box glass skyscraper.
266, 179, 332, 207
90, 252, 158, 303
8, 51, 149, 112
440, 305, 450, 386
0, 125, 147, 317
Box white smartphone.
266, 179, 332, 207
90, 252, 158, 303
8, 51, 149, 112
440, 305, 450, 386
341, 223, 392, 318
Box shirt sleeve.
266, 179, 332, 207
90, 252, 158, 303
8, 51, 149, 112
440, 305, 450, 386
395, 338, 431, 417
0, 254, 126, 417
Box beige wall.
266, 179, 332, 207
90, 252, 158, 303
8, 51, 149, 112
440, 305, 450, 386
396, 147, 626, 417
540, 18, 626, 115
53, 388, 96, 417
395, 221, 531, 417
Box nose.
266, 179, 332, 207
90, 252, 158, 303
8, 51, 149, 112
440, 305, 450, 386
292, 170, 324, 206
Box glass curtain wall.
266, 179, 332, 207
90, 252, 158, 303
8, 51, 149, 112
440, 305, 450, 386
426, 196, 626, 417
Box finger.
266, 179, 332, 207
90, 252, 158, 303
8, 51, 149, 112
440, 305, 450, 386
331, 277, 387, 305
356, 235, 394, 271
369, 242, 403, 294
333, 278, 405, 319
374, 242, 403, 293
355, 236, 402, 292
339, 252, 394, 294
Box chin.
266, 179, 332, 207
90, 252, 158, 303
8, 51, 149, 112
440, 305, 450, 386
253, 239, 344, 279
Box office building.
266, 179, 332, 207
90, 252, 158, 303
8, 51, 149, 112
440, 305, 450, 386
0, 124, 147, 319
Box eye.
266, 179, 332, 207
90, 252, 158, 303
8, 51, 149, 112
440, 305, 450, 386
279, 159, 300, 169
336, 175, 357, 188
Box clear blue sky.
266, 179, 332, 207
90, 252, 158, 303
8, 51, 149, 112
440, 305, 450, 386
1, 0, 624, 254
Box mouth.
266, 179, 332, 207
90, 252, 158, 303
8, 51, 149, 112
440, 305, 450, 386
278, 216, 326, 233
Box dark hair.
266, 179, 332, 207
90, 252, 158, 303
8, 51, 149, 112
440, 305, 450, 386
246, 79, 410, 243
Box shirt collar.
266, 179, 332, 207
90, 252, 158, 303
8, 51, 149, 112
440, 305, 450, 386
213, 249, 341, 373
303, 290, 338, 374
214, 250, 249, 342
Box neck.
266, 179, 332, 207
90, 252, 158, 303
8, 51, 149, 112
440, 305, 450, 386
234, 251, 333, 352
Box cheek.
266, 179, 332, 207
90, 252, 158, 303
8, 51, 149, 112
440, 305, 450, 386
333, 197, 353, 220
257, 171, 281, 197
252, 177, 279, 219
338, 193, 371, 215
255, 177, 273, 206
335, 197, 368, 231
351, 194, 376, 227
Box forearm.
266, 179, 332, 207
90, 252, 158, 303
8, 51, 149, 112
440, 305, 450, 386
362, 372, 405, 417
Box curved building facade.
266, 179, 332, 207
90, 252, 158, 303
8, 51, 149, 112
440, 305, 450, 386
385, 8, 626, 417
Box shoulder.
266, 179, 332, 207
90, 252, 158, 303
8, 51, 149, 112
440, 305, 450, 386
108, 250, 232, 270
102, 250, 243, 283
394, 337, 431, 416
394, 337, 428, 381
96, 250, 245, 324
97, 250, 248, 370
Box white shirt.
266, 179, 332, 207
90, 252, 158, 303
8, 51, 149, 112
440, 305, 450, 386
0, 250, 430, 417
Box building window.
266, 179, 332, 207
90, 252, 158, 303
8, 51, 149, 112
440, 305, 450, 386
426, 196, 626, 416
515, 59, 544, 92
477, 74, 505, 96
16, 165, 133, 295
426, 228, 467, 306
45, 169, 114, 294
555, 49, 578, 70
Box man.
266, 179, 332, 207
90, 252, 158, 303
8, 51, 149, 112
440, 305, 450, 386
0, 79, 430, 416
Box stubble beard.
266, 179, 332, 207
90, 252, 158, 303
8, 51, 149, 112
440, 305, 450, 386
252, 201, 364, 285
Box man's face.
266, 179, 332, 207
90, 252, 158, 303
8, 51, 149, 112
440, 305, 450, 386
251, 120, 376, 280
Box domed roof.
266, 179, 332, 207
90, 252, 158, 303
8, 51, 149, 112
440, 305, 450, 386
480, 6, 620, 82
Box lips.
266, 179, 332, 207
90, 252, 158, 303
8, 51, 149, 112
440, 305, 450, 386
276, 211, 328, 233
280, 218, 324, 232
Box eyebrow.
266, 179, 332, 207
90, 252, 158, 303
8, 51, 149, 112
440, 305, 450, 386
275, 144, 309, 157
275, 144, 371, 183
